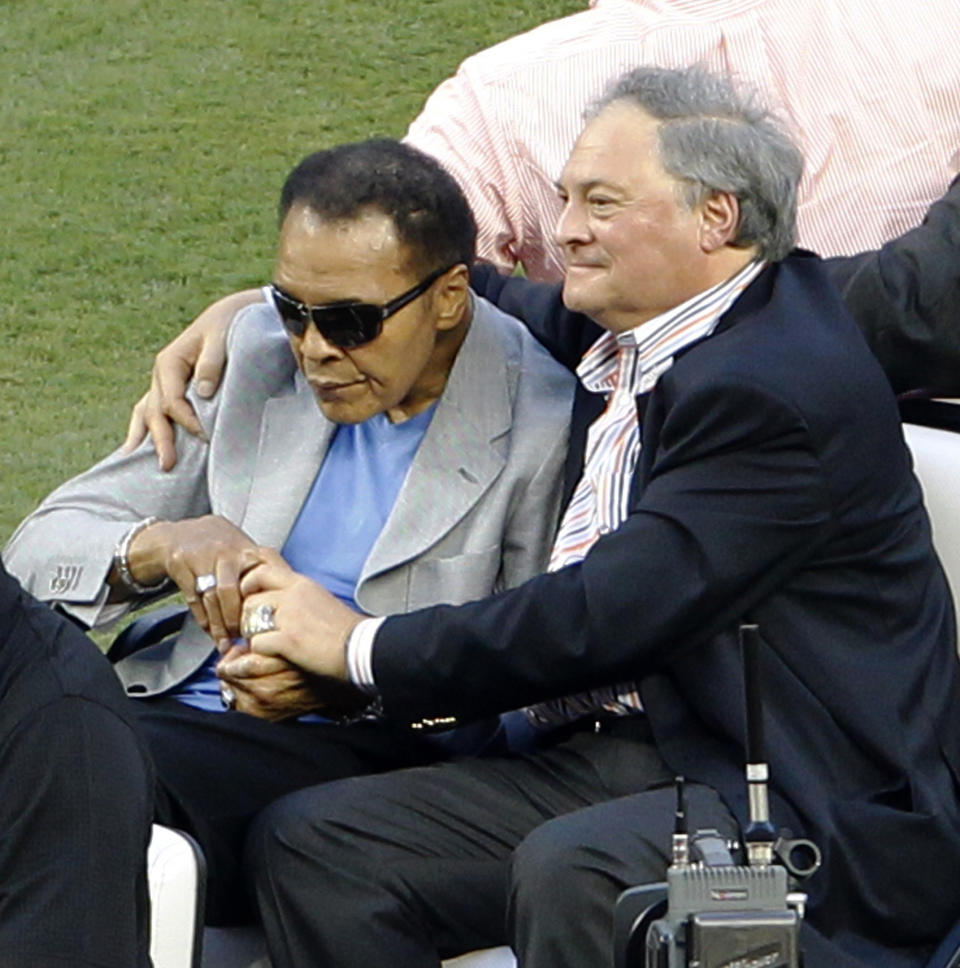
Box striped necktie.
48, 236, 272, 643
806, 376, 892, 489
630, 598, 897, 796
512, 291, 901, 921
523, 346, 644, 729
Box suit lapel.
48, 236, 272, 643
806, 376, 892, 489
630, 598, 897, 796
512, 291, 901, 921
361, 301, 512, 582
240, 374, 336, 548
634, 389, 660, 498
631, 266, 776, 499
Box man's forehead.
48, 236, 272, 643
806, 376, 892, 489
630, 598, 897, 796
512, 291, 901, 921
275, 205, 415, 298
281, 205, 399, 248
559, 103, 662, 189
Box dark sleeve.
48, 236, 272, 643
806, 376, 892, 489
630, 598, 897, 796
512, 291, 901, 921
0, 560, 140, 717
824, 175, 960, 396
0, 561, 20, 615
371, 379, 832, 722
469, 263, 602, 370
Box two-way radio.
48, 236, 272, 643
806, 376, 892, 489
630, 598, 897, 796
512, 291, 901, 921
614, 624, 821, 968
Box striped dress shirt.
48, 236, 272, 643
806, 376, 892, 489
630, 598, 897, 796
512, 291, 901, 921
524, 259, 765, 728
407, 0, 960, 281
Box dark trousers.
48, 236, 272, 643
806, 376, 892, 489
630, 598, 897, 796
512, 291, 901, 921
248, 717, 740, 968
0, 576, 153, 968
132, 697, 454, 924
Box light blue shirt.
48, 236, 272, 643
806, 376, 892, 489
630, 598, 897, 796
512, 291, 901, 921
169, 405, 436, 712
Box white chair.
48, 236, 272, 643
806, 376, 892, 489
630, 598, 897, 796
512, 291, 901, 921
147, 825, 206, 968
444, 948, 516, 968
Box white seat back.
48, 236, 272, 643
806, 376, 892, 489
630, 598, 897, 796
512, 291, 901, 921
444, 947, 516, 968
148, 824, 205, 968
903, 421, 960, 649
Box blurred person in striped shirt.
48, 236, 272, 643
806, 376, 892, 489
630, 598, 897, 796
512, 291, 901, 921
410, 0, 960, 279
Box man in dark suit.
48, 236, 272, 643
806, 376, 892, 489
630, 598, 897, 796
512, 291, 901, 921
0, 560, 153, 967
231, 65, 960, 968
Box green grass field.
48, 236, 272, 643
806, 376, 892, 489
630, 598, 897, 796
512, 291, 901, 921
0, 0, 580, 542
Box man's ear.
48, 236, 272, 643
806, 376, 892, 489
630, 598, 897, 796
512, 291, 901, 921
698, 191, 740, 253
432, 263, 471, 332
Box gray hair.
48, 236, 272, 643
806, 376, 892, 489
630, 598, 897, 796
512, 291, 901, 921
588, 65, 803, 261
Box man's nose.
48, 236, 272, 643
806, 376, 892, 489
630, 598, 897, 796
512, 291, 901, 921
298, 323, 345, 362
555, 199, 590, 248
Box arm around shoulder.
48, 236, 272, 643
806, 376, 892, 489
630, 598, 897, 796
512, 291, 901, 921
123, 287, 266, 468
469, 264, 600, 369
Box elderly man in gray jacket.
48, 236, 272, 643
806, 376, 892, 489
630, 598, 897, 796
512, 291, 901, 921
3, 139, 573, 923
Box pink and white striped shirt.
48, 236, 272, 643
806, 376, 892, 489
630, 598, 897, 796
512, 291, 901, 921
406, 0, 960, 281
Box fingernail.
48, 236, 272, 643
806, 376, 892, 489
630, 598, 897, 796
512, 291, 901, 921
197, 380, 215, 398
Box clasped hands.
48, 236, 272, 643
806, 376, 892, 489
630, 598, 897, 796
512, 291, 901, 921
220, 548, 368, 721
124, 515, 364, 720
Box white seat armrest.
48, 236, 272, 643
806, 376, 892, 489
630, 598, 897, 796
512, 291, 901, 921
443, 947, 517, 968
903, 422, 960, 648
148, 824, 206, 968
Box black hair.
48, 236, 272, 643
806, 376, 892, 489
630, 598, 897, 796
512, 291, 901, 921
279, 139, 476, 274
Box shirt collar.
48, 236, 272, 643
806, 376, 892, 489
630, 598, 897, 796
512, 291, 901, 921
576, 259, 765, 397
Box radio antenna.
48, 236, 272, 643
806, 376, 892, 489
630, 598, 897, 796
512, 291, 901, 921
671, 776, 690, 867
741, 622, 776, 866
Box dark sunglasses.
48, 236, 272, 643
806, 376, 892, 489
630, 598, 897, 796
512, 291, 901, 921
269, 264, 454, 348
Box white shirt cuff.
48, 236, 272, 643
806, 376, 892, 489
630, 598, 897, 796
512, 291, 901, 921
346, 616, 385, 694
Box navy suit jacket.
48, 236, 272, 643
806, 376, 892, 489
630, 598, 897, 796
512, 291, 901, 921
374, 253, 960, 967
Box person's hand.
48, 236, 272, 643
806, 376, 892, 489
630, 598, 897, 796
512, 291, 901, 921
124, 515, 260, 645
215, 644, 328, 721
239, 549, 363, 684
123, 289, 262, 470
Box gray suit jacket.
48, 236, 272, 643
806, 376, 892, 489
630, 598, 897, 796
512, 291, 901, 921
4, 295, 574, 696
